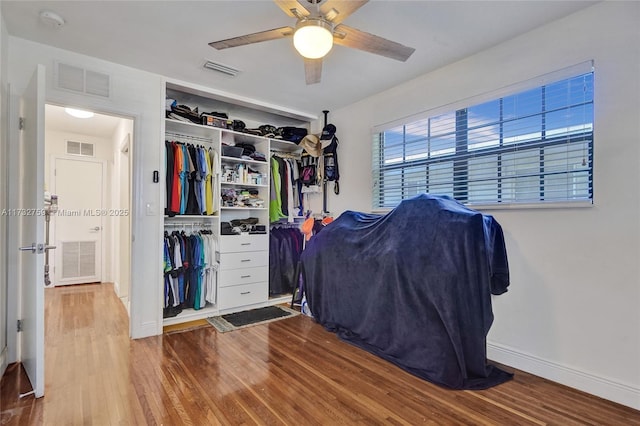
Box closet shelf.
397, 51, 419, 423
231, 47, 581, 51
221, 182, 268, 188
165, 118, 220, 139
164, 215, 218, 219
221, 207, 268, 211
165, 118, 270, 145
270, 139, 302, 153
220, 156, 268, 166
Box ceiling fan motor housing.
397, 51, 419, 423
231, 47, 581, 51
295, 17, 333, 34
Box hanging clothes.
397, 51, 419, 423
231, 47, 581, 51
165, 141, 175, 216
171, 142, 183, 214
165, 141, 217, 216
269, 225, 304, 296
198, 146, 208, 215
163, 229, 219, 318
270, 154, 303, 223
180, 144, 190, 214
202, 233, 218, 305
269, 156, 286, 223
205, 148, 214, 215
210, 148, 220, 214
186, 145, 201, 215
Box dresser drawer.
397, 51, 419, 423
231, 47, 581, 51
220, 235, 269, 253
220, 251, 268, 270
219, 266, 268, 288
218, 282, 267, 310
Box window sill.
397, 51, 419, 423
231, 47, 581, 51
372, 199, 593, 214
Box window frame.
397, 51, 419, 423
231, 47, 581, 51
372, 62, 594, 211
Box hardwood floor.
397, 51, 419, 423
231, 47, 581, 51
1, 283, 638, 425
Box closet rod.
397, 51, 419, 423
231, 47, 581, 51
166, 132, 213, 144
164, 222, 213, 228
270, 222, 303, 228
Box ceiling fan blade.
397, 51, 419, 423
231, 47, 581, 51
304, 58, 322, 85
273, 0, 310, 18
333, 24, 415, 62
209, 27, 294, 50
320, 0, 369, 24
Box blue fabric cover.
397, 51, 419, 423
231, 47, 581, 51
300, 194, 512, 389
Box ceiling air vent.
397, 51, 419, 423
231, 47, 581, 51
55, 62, 111, 98
203, 60, 241, 77
67, 140, 94, 157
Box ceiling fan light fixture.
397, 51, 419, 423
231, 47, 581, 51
293, 19, 333, 59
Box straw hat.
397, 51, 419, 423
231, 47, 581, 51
299, 134, 333, 157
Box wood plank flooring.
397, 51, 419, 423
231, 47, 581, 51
1, 283, 638, 425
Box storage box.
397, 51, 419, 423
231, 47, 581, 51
222, 145, 244, 158
201, 114, 230, 128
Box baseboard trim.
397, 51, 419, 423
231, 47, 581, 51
131, 320, 160, 339
120, 296, 130, 315
488, 341, 640, 410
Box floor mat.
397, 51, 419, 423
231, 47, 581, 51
207, 305, 299, 333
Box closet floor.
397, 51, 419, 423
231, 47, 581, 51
1, 283, 638, 425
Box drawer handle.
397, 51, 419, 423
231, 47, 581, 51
241, 243, 251, 246
241, 259, 251, 262
240, 275, 251, 278
240, 291, 251, 295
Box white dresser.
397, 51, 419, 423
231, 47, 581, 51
218, 234, 269, 311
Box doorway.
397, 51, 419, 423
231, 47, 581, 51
44, 104, 133, 305
51, 157, 105, 285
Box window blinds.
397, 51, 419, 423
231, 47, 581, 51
372, 62, 594, 209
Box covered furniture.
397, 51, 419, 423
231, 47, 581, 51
300, 194, 512, 389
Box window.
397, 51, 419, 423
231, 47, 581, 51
372, 64, 594, 209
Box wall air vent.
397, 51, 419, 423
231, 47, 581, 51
55, 62, 111, 98
67, 140, 95, 157
203, 60, 241, 77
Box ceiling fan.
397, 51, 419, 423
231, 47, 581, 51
209, 0, 415, 85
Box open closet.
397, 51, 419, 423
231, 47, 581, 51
161, 80, 315, 327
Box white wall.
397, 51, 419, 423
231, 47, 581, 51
111, 119, 133, 310
0, 5, 9, 376
44, 129, 114, 284
7, 36, 163, 339
44, 131, 115, 187
327, 2, 640, 409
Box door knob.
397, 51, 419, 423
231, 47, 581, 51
90, 226, 101, 231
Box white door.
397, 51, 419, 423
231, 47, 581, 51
18, 64, 46, 398
53, 157, 103, 285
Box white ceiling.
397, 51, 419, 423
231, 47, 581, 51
45, 104, 123, 138
3, 1, 596, 116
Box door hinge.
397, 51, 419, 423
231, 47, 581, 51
19, 117, 24, 130
17, 319, 23, 332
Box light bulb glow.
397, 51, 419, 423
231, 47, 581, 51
293, 20, 333, 59
65, 108, 94, 119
